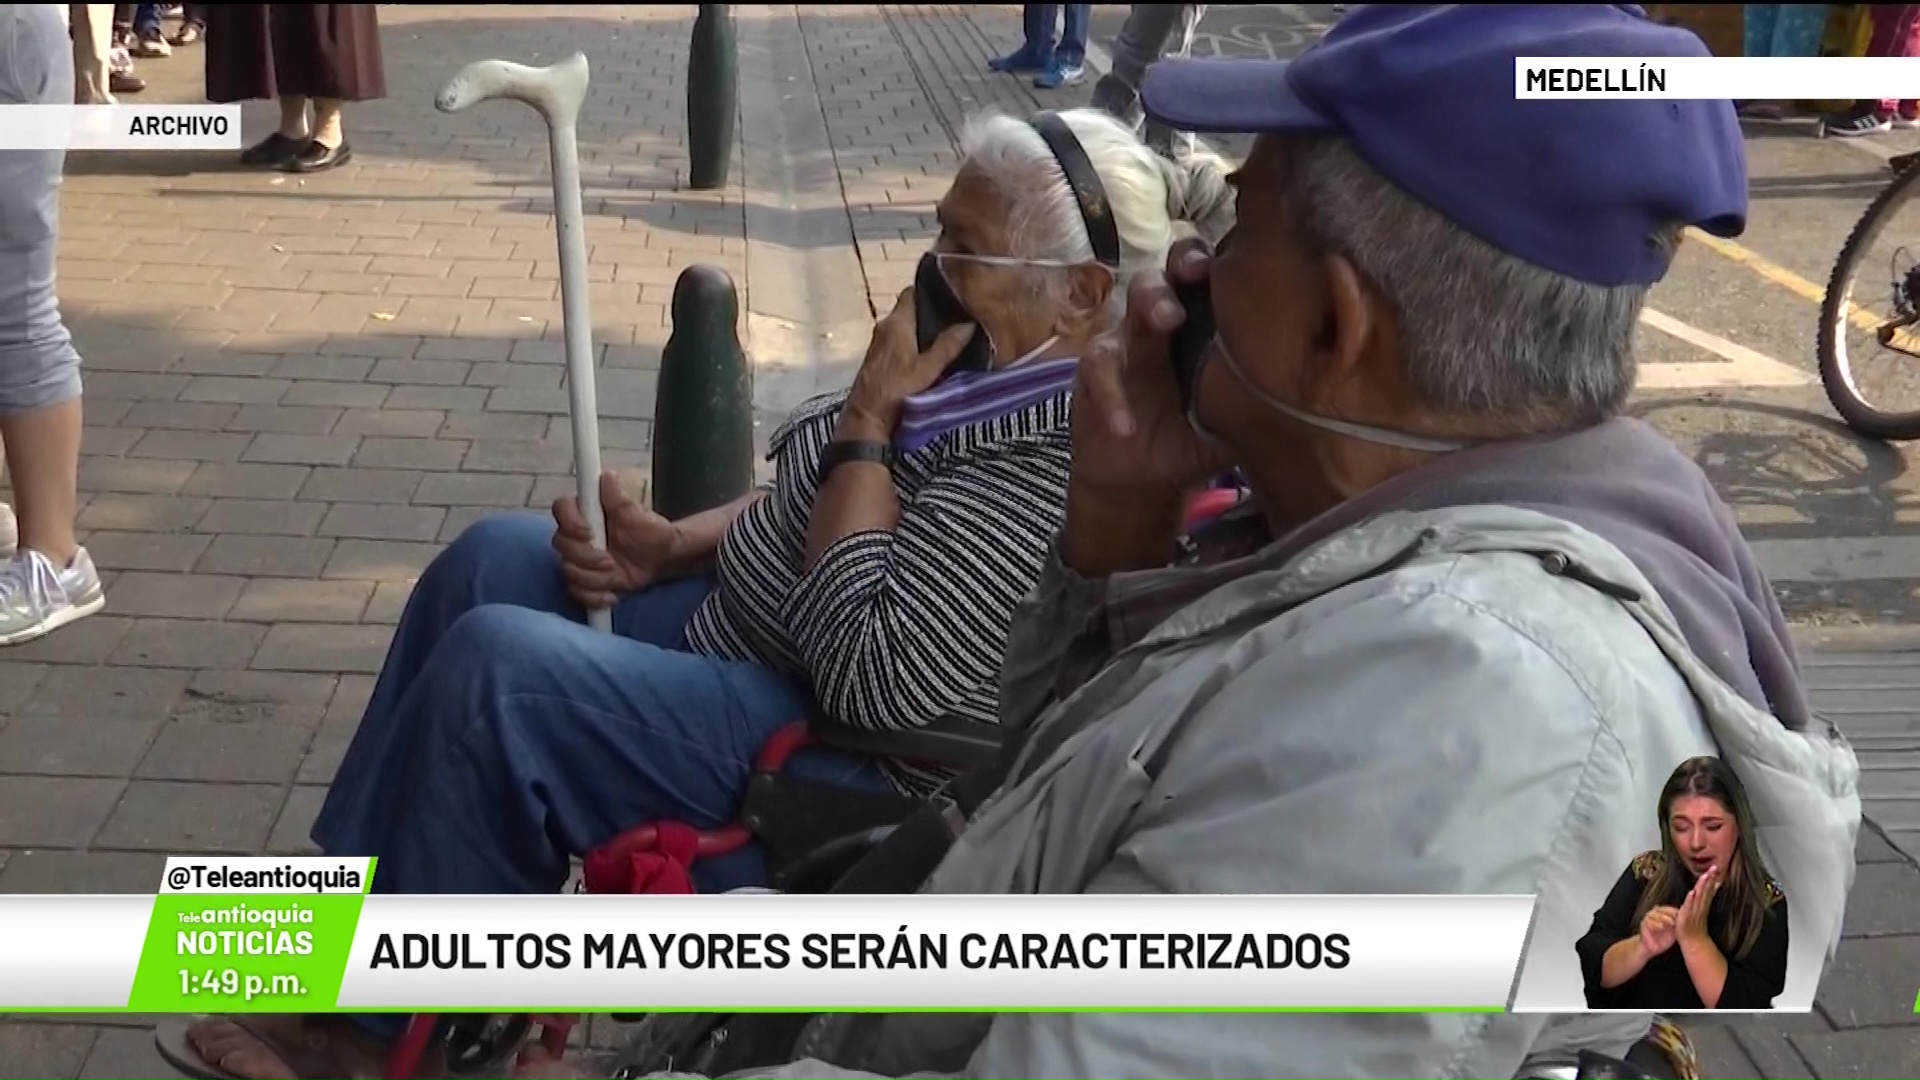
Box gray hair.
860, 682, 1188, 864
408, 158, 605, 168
1279, 135, 1675, 431
958, 108, 1236, 317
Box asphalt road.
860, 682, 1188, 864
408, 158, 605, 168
1077, 3, 1920, 636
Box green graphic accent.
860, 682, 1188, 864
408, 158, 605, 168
236, 999, 1497, 1006
127, 893, 367, 1013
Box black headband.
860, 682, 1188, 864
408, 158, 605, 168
1030, 111, 1121, 268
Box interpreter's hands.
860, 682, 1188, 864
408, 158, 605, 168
842, 286, 979, 434
1638, 905, 1679, 958
1676, 863, 1722, 948
552, 471, 688, 610
1070, 238, 1233, 500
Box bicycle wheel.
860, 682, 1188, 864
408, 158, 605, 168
1818, 158, 1920, 440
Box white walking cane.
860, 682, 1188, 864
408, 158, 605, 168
436, 53, 614, 634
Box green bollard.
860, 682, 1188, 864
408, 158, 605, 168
652, 265, 754, 520
687, 3, 737, 191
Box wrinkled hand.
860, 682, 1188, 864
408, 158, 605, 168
843, 286, 979, 432
552, 471, 687, 610
1070, 238, 1232, 500
1676, 863, 1722, 947
1638, 905, 1679, 958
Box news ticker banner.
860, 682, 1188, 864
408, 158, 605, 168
1518, 56, 1920, 99
0, 105, 241, 151
0, 860, 1538, 1013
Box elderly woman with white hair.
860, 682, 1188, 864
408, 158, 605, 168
166, 107, 1233, 1080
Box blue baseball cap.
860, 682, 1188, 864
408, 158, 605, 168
1141, 4, 1747, 287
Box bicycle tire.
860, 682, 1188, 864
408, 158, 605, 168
1817, 156, 1920, 440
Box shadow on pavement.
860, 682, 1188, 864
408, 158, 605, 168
1741, 119, 1830, 140
64, 150, 247, 179
1632, 397, 1917, 539
59, 8, 950, 250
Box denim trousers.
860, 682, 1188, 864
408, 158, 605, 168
1022, 3, 1091, 66
1088, 4, 1205, 148
309, 513, 892, 1038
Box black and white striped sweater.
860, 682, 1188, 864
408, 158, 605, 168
682, 387, 1073, 796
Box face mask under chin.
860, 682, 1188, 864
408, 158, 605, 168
1191, 338, 1475, 456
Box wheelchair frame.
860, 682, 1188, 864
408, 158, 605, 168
384, 711, 999, 1078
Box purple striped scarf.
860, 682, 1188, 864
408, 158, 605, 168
893, 357, 1078, 452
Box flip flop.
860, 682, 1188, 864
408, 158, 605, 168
153, 1017, 394, 1080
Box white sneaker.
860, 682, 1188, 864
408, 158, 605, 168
0, 504, 14, 560
131, 31, 171, 58
0, 546, 105, 646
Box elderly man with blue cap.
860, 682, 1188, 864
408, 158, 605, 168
527, 7, 1862, 1079
614, 8, 1858, 1076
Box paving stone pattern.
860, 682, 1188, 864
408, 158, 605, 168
0, 5, 1915, 1078
0, 5, 733, 1074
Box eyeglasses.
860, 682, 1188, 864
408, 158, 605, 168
930, 250, 1091, 271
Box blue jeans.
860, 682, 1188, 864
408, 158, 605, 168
313, 514, 892, 1039
1090, 4, 1205, 145
1023, 4, 1091, 67
133, 3, 162, 38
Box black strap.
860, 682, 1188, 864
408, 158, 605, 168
817, 439, 894, 481
1031, 111, 1122, 268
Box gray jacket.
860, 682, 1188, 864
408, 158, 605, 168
655, 503, 1856, 1079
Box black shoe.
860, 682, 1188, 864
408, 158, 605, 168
239, 132, 301, 167
283, 140, 352, 173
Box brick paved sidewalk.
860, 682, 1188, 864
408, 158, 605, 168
0, 5, 740, 1074
1, 5, 1916, 1078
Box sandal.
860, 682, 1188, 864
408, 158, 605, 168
169, 22, 203, 46
153, 1016, 406, 1080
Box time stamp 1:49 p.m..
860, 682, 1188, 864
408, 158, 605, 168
177, 968, 308, 1002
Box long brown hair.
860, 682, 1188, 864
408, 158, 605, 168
1630, 756, 1775, 960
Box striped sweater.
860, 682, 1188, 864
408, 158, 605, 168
682, 386, 1073, 796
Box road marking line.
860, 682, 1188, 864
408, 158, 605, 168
1088, 14, 1844, 390
1684, 228, 1831, 306
1637, 307, 1814, 388
1682, 226, 1902, 335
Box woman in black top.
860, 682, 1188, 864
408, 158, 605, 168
1577, 756, 1790, 1009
